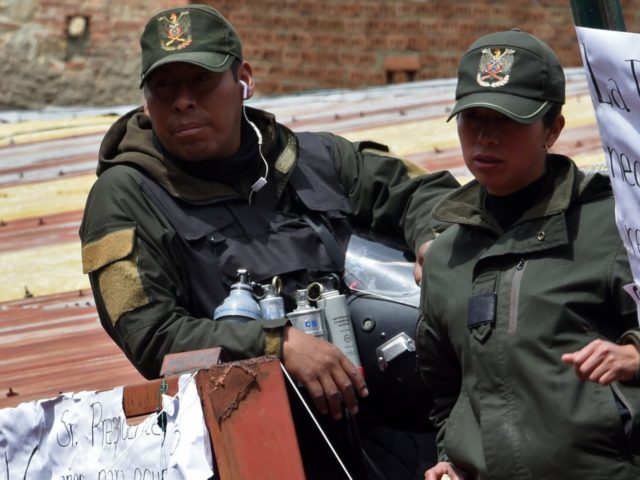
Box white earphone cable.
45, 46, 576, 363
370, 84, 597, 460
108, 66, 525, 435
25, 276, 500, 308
243, 102, 268, 204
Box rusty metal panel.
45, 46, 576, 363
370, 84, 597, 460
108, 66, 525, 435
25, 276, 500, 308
0, 289, 146, 409
0, 74, 604, 413
159, 346, 223, 377
121, 376, 179, 418
197, 357, 306, 480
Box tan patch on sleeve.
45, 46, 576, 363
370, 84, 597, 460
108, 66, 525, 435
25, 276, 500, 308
98, 259, 149, 326
264, 330, 283, 358
361, 148, 429, 178
402, 159, 430, 178
82, 228, 135, 274
275, 135, 297, 174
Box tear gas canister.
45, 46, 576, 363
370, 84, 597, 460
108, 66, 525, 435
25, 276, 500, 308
259, 276, 286, 320
317, 288, 363, 374
213, 269, 261, 322
286, 289, 328, 340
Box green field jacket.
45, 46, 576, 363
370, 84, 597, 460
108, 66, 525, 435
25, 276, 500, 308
79, 106, 459, 378
417, 155, 640, 479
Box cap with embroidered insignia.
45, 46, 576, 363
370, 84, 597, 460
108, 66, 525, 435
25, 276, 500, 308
139, 4, 243, 87
448, 29, 565, 124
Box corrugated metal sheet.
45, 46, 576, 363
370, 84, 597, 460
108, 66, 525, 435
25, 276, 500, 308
0, 70, 603, 409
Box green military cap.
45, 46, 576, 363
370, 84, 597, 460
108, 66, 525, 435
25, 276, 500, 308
448, 29, 565, 124
139, 4, 243, 86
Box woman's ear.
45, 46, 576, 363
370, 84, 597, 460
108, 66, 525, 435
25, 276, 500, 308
143, 100, 150, 117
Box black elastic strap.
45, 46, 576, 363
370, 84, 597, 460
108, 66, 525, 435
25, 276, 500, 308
302, 214, 346, 271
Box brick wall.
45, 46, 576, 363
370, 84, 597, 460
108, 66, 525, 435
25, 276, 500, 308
0, 0, 184, 108
219, 0, 638, 94
0, 0, 637, 108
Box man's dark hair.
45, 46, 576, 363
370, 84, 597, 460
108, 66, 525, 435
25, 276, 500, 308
142, 58, 243, 96
542, 103, 563, 128
230, 58, 242, 81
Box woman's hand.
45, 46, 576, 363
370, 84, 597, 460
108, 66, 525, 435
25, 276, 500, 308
561, 339, 640, 384
424, 461, 466, 480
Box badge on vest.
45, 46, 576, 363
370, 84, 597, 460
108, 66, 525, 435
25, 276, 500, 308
467, 292, 496, 328
467, 292, 496, 343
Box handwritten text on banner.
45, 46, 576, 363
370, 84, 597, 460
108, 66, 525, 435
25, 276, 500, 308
575, 26, 640, 317
0, 374, 213, 479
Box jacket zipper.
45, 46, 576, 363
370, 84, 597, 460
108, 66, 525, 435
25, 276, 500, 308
508, 258, 526, 334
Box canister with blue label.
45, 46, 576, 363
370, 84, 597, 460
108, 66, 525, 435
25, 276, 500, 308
286, 289, 327, 340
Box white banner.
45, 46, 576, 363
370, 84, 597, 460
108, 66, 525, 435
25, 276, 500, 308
575, 26, 640, 318
0, 374, 213, 479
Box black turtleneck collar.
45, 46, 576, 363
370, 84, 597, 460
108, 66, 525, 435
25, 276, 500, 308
485, 163, 550, 231
155, 117, 260, 186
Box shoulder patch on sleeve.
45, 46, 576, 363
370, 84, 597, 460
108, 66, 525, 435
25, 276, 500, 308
82, 227, 135, 274
359, 141, 429, 178
98, 259, 149, 326
403, 160, 429, 178
275, 134, 297, 174
356, 140, 390, 154
264, 329, 283, 358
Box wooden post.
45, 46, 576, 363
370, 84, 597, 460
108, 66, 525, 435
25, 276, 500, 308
196, 356, 306, 480
570, 0, 626, 30
122, 349, 306, 479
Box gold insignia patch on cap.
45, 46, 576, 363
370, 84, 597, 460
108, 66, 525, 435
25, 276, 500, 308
158, 11, 192, 51
477, 48, 515, 88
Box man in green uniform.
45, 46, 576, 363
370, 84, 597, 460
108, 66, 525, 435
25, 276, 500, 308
80, 4, 458, 478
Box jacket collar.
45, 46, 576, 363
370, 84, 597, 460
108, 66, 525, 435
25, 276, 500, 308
433, 155, 610, 257
433, 155, 579, 229
98, 106, 296, 202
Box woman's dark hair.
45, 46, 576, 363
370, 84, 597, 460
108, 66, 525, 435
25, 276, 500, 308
230, 58, 242, 81
542, 103, 563, 128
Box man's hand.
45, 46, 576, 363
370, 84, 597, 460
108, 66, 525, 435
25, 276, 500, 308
282, 326, 368, 420
561, 339, 640, 384
414, 240, 433, 285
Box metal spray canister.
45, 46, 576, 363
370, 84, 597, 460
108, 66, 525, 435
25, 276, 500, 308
316, 286, 363, 374
213, 268, 261, 322
259, 276, 286, 320
286, 289, 328, 340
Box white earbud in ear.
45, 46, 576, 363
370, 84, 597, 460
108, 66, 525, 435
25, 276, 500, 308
239, 80, 248, 100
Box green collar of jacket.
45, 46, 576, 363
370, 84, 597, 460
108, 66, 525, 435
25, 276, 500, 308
97, 106, 298, 202
433, 155, 611, 230
432, 155, 613, 257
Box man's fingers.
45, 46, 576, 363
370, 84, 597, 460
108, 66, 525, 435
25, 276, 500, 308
335, 374, 359, 416
282, 327, 369, 418
325, 358, 367, 417
315, 372, 343, 419
340, 356, 368, 397
305, 379, 329, 416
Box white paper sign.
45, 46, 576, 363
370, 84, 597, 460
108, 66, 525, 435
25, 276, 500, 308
575, 26, 640, 317
0, 374, 213, 479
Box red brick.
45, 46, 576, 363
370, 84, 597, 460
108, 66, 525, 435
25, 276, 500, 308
383, 54, 421, 72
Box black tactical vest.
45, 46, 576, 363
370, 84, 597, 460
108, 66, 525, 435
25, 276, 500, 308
139, 132, 353, 319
